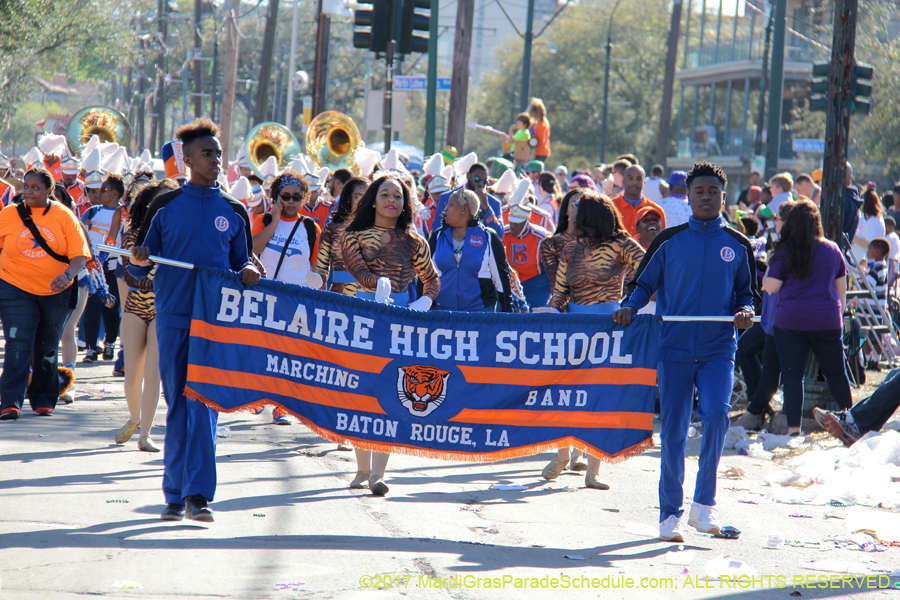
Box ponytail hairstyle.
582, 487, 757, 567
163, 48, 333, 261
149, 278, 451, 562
24, 166, 55, 195
773, 198, 823, 279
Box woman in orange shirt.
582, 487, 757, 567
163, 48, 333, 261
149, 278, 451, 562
528, 98, 551, 162
0, 167, 91, 419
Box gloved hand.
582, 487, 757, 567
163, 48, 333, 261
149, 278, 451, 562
532, 307, 559, 314
375, 277, 394, 305
407, 296, 433, 312
305, 271, 324, 289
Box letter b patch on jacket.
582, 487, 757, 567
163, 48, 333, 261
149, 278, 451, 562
510, 243, 529, 265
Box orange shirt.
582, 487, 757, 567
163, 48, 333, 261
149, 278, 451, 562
612, 194, 667, 239
0, 202, 91, 295
66, 181, 87, 210
533, 118, 551, 157
0, 178, 14, 207
299, 199, 333, 260
503, 223, 551, 282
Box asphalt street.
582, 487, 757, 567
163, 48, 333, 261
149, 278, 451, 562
0, 350, 897, 600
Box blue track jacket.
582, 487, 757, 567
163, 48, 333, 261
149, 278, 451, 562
622, 215, 758, 362
428, 223, 512, 312
434, 187, 504, 239
137, 182, 252, 329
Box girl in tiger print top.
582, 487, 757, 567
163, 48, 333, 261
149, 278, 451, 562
315, 177, 369, 296
116, 179, 179, 453
548, 191, 645, 313
540, 188, 584, 288
342, 176, 440, 307
340, 174, 440, 498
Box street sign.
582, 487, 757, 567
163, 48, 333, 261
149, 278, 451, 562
792, 138, 826, 153
393, 76, 451, 91
366, 91, 408, 132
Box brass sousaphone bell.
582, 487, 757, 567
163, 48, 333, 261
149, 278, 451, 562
306, 111, 362, 175
66, 106, 132, 154
244, 122, 302, 178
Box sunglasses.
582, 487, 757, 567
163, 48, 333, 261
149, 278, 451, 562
472, 176, 485, 184
280, 193, 303, 203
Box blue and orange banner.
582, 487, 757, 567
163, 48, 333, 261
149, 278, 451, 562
185, 266, 660, 462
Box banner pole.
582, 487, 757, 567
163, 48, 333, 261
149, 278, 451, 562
658, 316, 761, 323
99, 244, 196, 270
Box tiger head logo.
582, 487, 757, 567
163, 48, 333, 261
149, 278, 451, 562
396, 365, 451, 418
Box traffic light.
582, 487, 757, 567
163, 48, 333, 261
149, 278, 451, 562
851, 63, 873, 116
353, 0, 391, 52
808, 61, 874, 115
808, 62, 829, 112
398, 0, 430, 55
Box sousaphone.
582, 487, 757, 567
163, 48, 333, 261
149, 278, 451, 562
244, 122, 302, 178
66, 106, 132, 154
306, 111, 362, 175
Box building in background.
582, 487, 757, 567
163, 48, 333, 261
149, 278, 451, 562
666, 0, 828, 195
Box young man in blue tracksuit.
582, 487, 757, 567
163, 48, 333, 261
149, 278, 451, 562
614, 162, 757, 542
133, 119, 260, 522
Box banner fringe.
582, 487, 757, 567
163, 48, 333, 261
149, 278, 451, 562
184, 387, 654, 464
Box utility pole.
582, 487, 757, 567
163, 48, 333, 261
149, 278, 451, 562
193, 0, 203, 117
286, 0, 301, 130
446, 0, 475, 152
150, 0, 168, 153
210, 14, 219, 120
423, 0, 439, 155
654, 0, 683, 166
753, 12, 773, 157
820, 0, 859, 242
599, 0, 624, 163
312, 0, 331, 117
137, 41, 146, 151
253, 0, 280, 124
220, 0, 241, 165
519, 0, 535, 112
383, 0, 404, 151
763, 0, 787, 181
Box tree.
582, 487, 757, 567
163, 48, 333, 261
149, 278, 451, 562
467, 0, 672, 169
0, 0, 133, 137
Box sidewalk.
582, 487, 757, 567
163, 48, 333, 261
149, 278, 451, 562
0, 350, 897, 599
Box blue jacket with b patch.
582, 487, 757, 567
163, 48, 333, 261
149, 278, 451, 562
622, 215, 758, 363
137, 182, 252, 329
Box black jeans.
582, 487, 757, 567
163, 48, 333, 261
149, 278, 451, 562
736, 323, 765, 400
774, 327, 853, 427
0, 278, 73, 411
746, 333, 782, 415
851, 367, 900, 434
83, 265, 120, 352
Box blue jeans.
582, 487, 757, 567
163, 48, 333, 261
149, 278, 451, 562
0, 278, 73, 411
157, 325, 219, 504
658, 358, 733, 521
746, 333, 781, 415
774, 327, 853, 427
735, 323, 765, 400
851, 368, 900, 434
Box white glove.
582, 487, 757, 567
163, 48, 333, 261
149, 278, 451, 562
532, 307, 559, 314
375, 277, 394, 305
305, 271, 324, 289
407, 296, 433, 312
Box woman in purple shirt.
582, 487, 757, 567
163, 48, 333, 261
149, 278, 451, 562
762, 199, 853, 435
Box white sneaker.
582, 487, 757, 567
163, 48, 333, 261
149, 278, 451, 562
687, 502, 722, 535
659, 515, 685, 542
